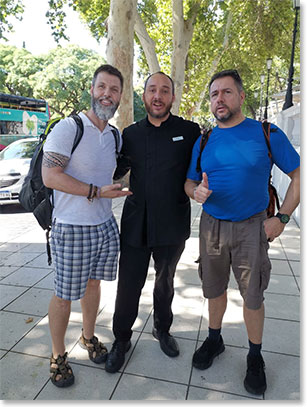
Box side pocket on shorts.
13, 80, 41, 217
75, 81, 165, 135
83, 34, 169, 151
197, 257, 203, 281
259, 222, 271, 291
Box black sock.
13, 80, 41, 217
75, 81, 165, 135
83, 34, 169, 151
248, 339, 262, 356
208, 327, 221, 343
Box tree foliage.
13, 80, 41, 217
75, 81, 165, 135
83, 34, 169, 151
0, 43, 146, 121
1, 0, 300, 122
0, 44, 104, 117
0, 0, 24, 40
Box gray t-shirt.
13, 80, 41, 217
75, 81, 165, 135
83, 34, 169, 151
43, 112, 121, 225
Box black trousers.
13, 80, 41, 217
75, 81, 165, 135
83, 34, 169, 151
112, 241, 185, 341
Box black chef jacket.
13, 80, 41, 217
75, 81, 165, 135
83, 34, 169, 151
114, 113, 200, 247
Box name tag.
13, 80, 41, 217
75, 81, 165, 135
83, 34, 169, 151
172, 136, 184, 142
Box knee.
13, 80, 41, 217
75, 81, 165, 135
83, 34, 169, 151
53, 296, 71, 313
86, 279, 101, 290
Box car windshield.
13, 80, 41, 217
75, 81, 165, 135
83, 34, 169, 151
0, 141, 37, 160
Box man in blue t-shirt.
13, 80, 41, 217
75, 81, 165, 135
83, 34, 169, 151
185, 69, 300, 396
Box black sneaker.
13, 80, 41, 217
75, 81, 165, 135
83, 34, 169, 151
244, 354, 267, 395
192, 336, 225, 370
105, 340, 131, 373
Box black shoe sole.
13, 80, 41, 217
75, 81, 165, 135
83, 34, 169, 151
244, 379, 267, 395
192, 343, 225, 370
105, 341, 131, 374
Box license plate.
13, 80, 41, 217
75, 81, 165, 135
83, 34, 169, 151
0, 191, 11, 199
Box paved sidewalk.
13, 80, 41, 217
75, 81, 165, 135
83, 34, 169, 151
0, 198, 300, 400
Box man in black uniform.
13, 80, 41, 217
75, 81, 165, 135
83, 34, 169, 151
105, 72, 200, 373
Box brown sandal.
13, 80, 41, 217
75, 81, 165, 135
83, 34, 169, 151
79, 330, 108, 364
50, 352, 74, 388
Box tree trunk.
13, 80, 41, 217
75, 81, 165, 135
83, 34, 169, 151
191, 10, 233, 117
135, 12, 160, 73
106, 0, 137, 131
171, 0, 200, 115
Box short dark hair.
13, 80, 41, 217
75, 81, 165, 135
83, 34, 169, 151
144, 71, 175, 95
209, 69, 243, 93
92, 64, 124, 90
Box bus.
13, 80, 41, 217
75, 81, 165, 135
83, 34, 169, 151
0, 93, 50, 149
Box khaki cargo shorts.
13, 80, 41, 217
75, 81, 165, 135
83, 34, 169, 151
198, 210, 271, 310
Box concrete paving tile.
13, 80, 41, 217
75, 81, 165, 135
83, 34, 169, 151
0, 242, 29, 252
172, 284, 204, 310
36, 363, 121, 400
270, 259, 294, 276
263, 352, 300, 400
267, 274, 300, 295
0, 251, 13, 265
112, 374, 188, 400
13, 317, 82, 357
190, 345, 262, 399
25, 252, 52, 269
123, 332, 195, 384
0, 311, 41, 350
262, 318, 299, 356
0, 350, 7, 359
187, 386, 258, 400
18, 243, 46, 253
1, 251, 42, 267
268, 241, 287, 260
34, 271, 54, 290
0, 266, 19, 280
0, 352, 49, 400
290, 260, 300, 276
4, 287, 53, 316
0, 284, 29, 309
284, 248, 300, 261
0, 267, 51, 287
265, 293, 300, 321
279, 234, 300, 249
175, 265, 201, 286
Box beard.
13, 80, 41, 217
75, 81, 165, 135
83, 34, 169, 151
213, 104, 241, 123
92, 96, 119, 121
144, 99, 173, 119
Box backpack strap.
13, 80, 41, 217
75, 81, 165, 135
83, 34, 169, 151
196, 129, 212, 173
70, 114, 84, 153
109, 124, 120, 158
261, 120, 280, 214
261, 120, 272, 160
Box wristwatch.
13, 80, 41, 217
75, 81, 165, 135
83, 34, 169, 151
275, 212, 290, 224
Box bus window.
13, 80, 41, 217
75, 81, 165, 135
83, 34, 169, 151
0, 93, 50, 147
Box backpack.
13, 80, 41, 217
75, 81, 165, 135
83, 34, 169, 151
196, 121, 280, 218
19, 115, 121, 265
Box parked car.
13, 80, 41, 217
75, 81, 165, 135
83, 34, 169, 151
0, 138, 38, 205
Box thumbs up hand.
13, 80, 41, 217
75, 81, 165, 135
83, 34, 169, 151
194, 172, 213, 204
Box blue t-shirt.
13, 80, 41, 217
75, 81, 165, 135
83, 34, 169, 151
186, 118, 300, 221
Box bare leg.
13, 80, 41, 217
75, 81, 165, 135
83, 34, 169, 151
208, 291, 227, 329
80, 279, 101, 339
48, 295, 71, 358
243, 303, 264, 344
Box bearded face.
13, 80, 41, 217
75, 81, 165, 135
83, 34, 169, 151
91, 95, 119, 121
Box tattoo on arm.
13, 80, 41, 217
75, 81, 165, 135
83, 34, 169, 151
42, 152, 69, 168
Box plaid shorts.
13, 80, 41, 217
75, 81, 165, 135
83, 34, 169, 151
50, 215, 120, 300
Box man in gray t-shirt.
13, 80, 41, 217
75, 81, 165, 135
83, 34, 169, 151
42, 64, 132, 388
